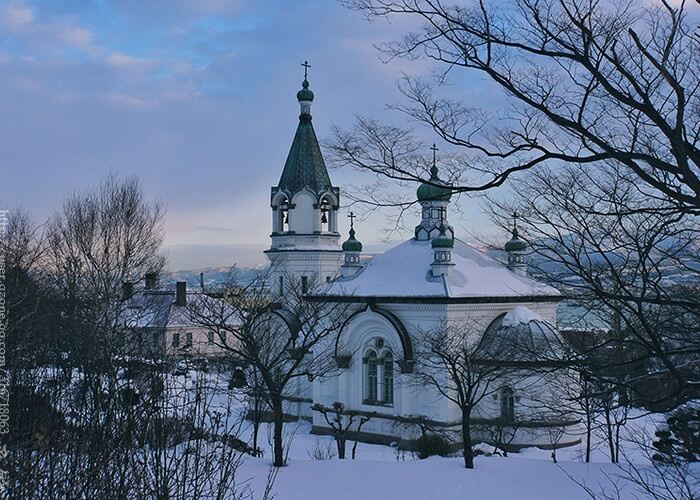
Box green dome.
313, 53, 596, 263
432, 229, 454, 249
505, 228, 527, 252
417, 166, 452, 202
342, 228, 363, 252
297, 79, 314, 102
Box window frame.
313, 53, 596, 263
382, 352, 394, 405
362, 343, 395, 407
500, 386, 515, 422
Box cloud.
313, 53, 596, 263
52, 23, 95, 49
107, 51, 155, 70
0, 3, 34, 32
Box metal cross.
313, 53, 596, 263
348, 211, 356, 229
430, 143, 438, 167
302, 60, 311, 79
513, 211, 518, 228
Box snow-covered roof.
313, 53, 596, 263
122, 290, 237, 329
316, 238, 561, 301
501, 306, 544, 326
477, 306, 569, 362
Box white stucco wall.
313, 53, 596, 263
309, 299, 581, 448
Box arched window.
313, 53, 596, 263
365, 350, 378, 402
383, 353, 394, 405
501, 386, 515, 421
319, 195, 334, 232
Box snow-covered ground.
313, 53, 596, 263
191, 371, 681, 500
236, 419, 633, 500
50, 366, 689, 499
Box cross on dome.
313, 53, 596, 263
430, 143, 439, 178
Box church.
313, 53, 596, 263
263, 72, 581, 450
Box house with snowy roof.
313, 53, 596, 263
120, 275, 234, 359
260, 74, 581, 450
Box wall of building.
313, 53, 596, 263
309, 299, 581, 449
164, 326, 232, 358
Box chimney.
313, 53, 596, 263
121, 282, 134, 300
176, 281, 187, 306
145, 272, 158, 290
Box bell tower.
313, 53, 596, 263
265, 63, 343, 295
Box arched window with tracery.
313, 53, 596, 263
383, 352, 394, 405
501, 386, 515, 421
365, 350, 378, 402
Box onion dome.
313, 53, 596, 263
417, 145, 452, 202
505, 226, 527, 252
431, 224, 454, 248
417, 163, 452, 202
477, 307, 568, 363
342, 227, 363, 252
297, 78, 314, 103
342, 212, 362, 252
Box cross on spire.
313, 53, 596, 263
348, 211, 356, 229
430, 143, 439, 178
302, 60, 310, 79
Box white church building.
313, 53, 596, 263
262, 74, 581, 450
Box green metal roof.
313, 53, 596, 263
432, 225, 454, 248
342, 227, 363, 252
417, 165, 452, 202
505, 228, 527, 251
277, 92, 333, 196
296, 78, 314, 102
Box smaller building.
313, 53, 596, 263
120, 277, 234, 359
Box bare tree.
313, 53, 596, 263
413, 322, 510, 469
311, 402, 377, 459
477, 418, 522, 458
335, 0, 699, 214
189, 272, 353, 467
6, 177, 280, 498
487, 163, 700, 404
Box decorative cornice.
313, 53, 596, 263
306, 294, 563, 305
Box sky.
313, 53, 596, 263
4, 0, 691, 270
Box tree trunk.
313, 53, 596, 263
271, 397, 285, 467
252, 394, 261, 456
604, 408, 616, 463
461, 410, 474, 469
352, 417, 369, 460
337, 433, 346, 459
585, 411, 592, 463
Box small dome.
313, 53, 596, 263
505, 228, 527, 252
431, 229, 453, 249
297, 79, 314, 102
477, 307, 568, 363
417, 164, 452, 202
342, 228, 362, 252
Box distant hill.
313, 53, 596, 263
164, 266, 264, 288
